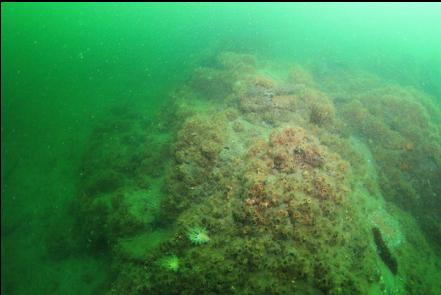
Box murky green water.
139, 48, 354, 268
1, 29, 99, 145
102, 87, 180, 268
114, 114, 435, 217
2, 3, 441, 295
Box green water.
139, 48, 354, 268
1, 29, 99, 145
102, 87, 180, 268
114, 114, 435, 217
2, 3, 441, 295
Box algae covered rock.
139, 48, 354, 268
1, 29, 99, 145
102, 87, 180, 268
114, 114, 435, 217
140, 124, 378, 295
74, 51, 441, 295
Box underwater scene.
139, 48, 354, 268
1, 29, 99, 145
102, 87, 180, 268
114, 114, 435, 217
2, 3, 441, 295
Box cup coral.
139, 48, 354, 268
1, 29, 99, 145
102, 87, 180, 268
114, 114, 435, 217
187, 226, 210, 245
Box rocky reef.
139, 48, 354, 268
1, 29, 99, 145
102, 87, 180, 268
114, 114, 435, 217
75, 52, 441, 294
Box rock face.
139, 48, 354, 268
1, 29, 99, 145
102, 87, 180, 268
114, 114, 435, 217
76, 52, 441, 295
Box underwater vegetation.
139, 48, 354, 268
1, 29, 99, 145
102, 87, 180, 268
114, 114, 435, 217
76, 51, 441, 294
